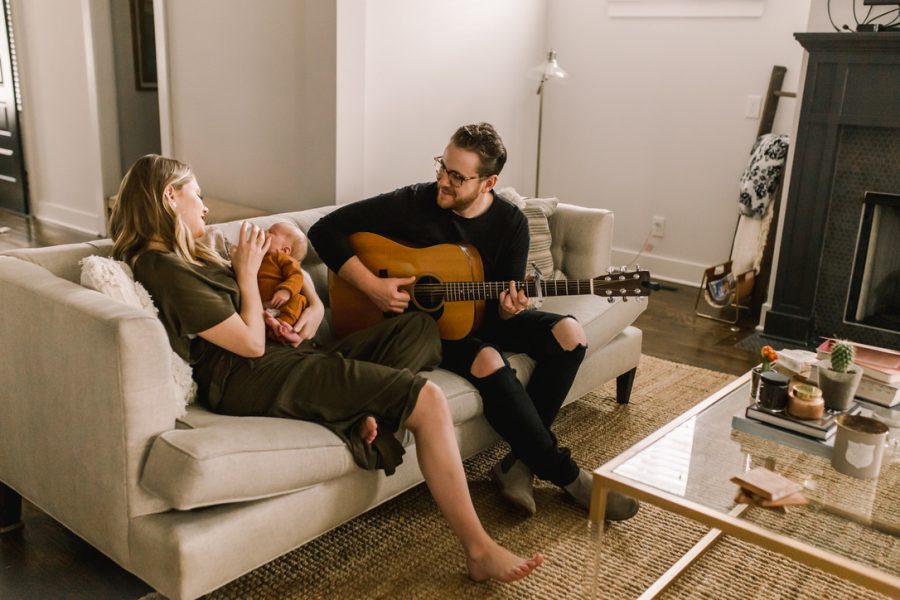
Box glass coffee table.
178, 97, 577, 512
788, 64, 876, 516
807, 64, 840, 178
590, 371, 900, 598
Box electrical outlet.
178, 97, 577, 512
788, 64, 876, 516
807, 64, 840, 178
651, 216, 665, 238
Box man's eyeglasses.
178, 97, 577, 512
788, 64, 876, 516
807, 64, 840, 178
434, 156, 482, 188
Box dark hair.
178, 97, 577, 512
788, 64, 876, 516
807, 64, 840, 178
450, 122, 507, 177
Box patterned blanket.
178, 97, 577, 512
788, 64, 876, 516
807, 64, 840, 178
738, 133, 790, 218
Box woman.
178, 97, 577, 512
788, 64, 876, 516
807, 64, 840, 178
110, 154, 542, 583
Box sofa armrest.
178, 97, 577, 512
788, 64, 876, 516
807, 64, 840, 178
549, 203, 614, 279
0, 257, 174, 563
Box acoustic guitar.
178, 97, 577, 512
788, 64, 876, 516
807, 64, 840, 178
328, 232, 652, 340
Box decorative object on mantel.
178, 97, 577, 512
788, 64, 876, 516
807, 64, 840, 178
527, 49, 566, 197
817, 341, 864, 412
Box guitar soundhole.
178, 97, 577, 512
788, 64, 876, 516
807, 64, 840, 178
411, 275, 444, 312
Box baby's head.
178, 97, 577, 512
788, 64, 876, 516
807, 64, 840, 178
267, 221, 308, 263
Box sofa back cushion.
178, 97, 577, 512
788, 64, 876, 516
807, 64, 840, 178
1, 239, 114, 283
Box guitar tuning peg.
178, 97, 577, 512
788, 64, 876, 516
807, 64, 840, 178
633, 264, 640, 272
637, 297, 646, 303
607, 266, 616, 274
620, 265, 627, 273
622, 297, 628, 302
607, 297, 615, 303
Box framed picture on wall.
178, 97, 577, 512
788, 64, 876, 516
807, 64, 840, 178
130, 0, 157, 90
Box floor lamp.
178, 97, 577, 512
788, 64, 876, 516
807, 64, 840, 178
528, 49, 567, 197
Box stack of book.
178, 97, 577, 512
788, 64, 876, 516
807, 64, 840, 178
731, 467, 808, 513
732, 402, 861, 459
814, 339, 900, 408
744, 402, 859, 440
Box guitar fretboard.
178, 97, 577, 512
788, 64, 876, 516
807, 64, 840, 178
413, 277, 644, 301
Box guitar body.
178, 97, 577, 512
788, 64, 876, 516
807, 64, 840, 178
328, 233, 485, 340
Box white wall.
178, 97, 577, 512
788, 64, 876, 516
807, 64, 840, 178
544, 0, 811, 284
12, 0, 119, 235
355, 0, 546, 199
159, 0, 336, 213
110, 0, 160, 174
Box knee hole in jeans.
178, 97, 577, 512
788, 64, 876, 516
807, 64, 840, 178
551, 317, 587, 351
470, 346, 505, 379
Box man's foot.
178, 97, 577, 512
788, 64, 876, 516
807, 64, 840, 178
489, 456, 536, 516
466, 541, 543, 583
563, 469, 639, 522
358, 415, 378, 445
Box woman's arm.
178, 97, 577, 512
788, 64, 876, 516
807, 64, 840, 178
198, 222, 270, 357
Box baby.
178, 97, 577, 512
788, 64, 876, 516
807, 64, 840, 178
258, 221, 309, 347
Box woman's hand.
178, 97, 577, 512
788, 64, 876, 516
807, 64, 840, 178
230, 222, 270, 283
293, 299, 324, 343
290, 268, 324, 342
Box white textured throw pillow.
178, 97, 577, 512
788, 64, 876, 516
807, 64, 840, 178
496, 187, 559, 278
79, 255, 196, 417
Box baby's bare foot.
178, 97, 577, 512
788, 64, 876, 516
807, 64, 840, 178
467, 542, 543, 583
358, 416, 377, 445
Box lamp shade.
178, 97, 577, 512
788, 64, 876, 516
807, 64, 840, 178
527, 50, 567, 82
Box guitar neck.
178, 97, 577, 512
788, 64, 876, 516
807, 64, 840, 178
438, 279, 595, 301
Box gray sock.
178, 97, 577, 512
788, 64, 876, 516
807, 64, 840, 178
562, 468, 593, 508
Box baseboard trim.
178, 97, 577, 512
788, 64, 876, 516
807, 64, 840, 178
611, 248, 705, 288
35, 203, 104, 236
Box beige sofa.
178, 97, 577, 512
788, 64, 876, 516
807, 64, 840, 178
0, 203, 645, 600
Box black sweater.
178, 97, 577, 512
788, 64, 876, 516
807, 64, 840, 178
309, 182, 530, 285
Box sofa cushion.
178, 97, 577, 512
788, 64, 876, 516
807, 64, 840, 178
141, 411, 357, 510
497, 186, 560, 278
140, 358, 546, 511
541, 294, 646, 350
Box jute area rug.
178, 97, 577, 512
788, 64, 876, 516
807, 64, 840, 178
143, 356, 895, 599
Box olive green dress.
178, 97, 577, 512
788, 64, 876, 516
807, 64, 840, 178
133, 250, 441, 474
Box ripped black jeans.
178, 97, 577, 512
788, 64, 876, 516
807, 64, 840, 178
441, 310, 586, 487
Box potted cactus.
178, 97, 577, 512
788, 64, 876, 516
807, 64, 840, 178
817, 341, 863, 411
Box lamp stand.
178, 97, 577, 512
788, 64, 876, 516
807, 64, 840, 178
535, 79, 546, 197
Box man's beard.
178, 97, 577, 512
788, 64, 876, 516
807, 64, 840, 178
437, 184, 480, 212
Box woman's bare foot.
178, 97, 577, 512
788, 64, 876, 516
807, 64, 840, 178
358, 415, 378, 445
466, 541, 543, 583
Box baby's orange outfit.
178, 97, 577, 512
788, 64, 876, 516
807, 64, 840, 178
257, 252, 308, 325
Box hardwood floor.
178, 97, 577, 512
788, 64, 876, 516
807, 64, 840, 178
0, 209, 98, 252
0, 213, 759, 599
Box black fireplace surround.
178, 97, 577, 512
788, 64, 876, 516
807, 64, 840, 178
764, 33, 900, 351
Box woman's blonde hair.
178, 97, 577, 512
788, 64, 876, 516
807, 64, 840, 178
111, 154, 227, 268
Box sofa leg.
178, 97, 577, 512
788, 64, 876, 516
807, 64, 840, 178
1, 482, 24, 533
616, 367, 637, 405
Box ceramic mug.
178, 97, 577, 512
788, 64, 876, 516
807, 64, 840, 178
831, 415, 890, 479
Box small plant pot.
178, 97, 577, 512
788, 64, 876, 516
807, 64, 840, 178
816, 361, 863, 411
750, 363, 777, 402
750, 366, 763, 401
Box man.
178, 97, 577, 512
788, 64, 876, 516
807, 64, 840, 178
309, 123, 638, 521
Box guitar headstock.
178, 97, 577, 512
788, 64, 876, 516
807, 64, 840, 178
592, 267, 652, 301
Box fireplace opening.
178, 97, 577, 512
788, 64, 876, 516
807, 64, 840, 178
845, 191, 900, 333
